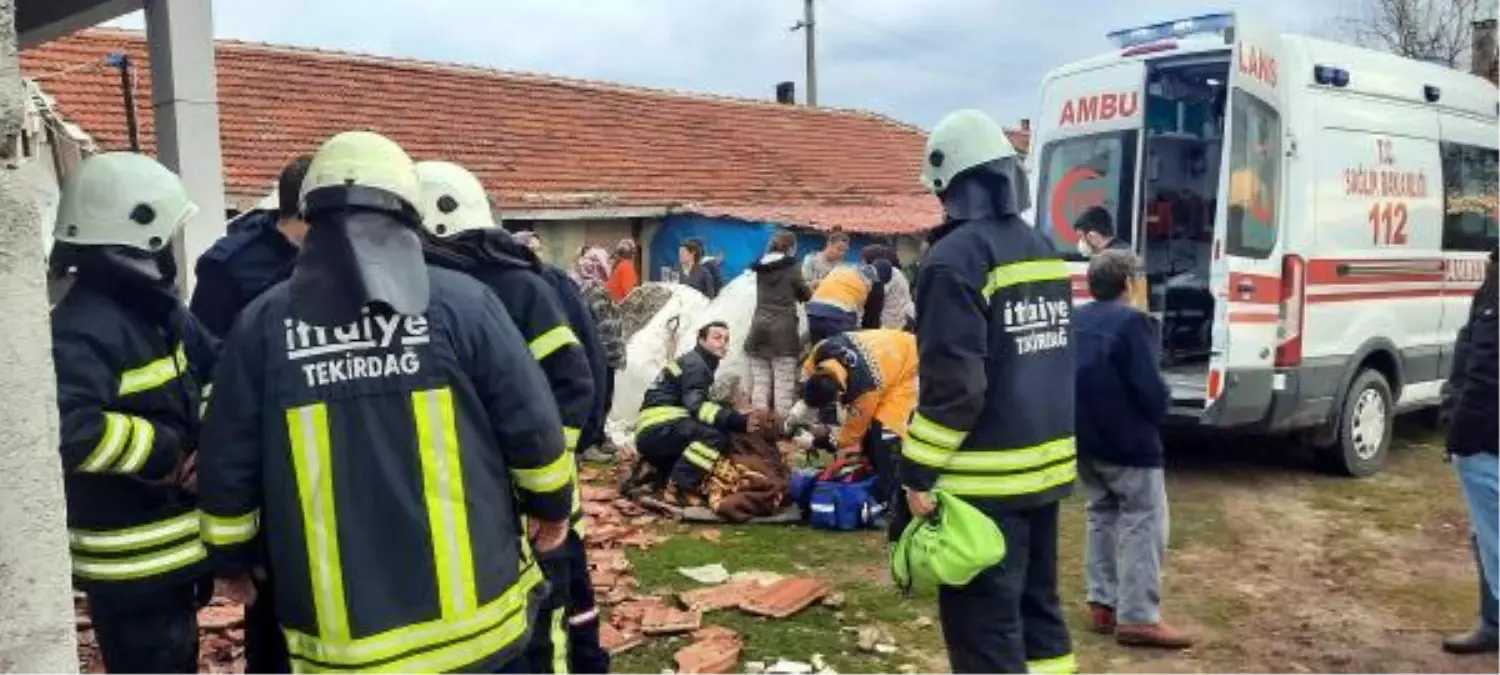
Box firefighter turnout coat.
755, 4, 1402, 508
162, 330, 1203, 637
425, 231, 594, 453
638, 346, 747, 437
52, 281, 217, 597
903, 215, 1077, 510
803, 330, 918, 450
197, 268, 574, 674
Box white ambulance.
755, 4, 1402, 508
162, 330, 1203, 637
1029, 13, 1498, 476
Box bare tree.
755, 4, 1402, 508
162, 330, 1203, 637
1348, 0, 1492, 68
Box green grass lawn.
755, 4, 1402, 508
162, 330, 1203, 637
607, 425, 1490, 674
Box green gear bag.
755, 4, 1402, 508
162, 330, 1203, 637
890, 491, 1006, 591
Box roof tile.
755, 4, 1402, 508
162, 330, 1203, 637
20, 29, 1017, 234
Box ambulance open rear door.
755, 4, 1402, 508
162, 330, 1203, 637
1203, 15, 1288, 426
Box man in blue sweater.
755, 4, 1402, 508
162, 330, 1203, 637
1073, 249, 1191, 649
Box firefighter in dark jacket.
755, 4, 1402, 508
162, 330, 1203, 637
903, 109, 1077, 674
198, 131, 574, 674
189, 154, 313, 675
1442, 247, 1499, 655
49, 152, 216, 673
189, 155, 312, 339
416, 159, 608, 674
636, 322, 761, 493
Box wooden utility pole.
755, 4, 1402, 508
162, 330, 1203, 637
791, 0, 817, 106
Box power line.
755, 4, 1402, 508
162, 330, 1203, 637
818, 0, 999, 78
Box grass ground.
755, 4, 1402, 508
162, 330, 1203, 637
608, 420, 1500, 674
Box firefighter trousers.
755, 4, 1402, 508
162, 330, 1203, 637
244, 572, 291, 673
524, 540, 575, 673
637, 419, 728, 493
937, 502, 1075, 674
89, 581, 205, 674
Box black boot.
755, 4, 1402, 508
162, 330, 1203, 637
1440, 534, 1500, 654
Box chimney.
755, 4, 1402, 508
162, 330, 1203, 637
1472, 19, 1497, 84
1019, 118, 1031, 132
775, 81, 796, 105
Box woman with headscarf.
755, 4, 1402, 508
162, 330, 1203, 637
745, 230, 811, 417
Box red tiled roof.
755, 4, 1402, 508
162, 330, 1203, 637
21, 29, 987, 234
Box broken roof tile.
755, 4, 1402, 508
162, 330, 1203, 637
739, 577, 830, 619
599, 623, 645, 656
641, 605, 703, 635
675, 626, 744, 674
679, 579, 767, 613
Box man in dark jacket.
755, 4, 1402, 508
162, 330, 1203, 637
414, 159, 607, 673
199, 131, 570, 674
905, 109, 1076, 674
1442, 248, 1499, 655
190, 155, 311, 339
49, 152, 215, 673
1073, 250, 1191, 649
189, 154, 312, 674
635, 322, 760, 494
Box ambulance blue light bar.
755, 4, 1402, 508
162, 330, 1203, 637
1106, 13, 1236, 49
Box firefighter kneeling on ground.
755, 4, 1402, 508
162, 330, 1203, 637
903, 109, 1078, 674
50, 152, 218, 674
797, 329, 918, 510
634, 322, 763, 496
416, 159, 609, 674
197, 130, 574, 674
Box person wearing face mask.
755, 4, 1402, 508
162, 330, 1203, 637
903, 109, 1077, 674
48, 152, 219, 673
634, 322, 763, 496
1073, 206, 1129, 258
197, 131, 572, 674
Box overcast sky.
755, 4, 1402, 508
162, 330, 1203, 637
111, 0, 1361, 129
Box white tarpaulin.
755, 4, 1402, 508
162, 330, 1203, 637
608, 272, 806, 433
610, 284, 710, 428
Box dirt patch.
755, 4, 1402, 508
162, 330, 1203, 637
1097, 452, 1496, 674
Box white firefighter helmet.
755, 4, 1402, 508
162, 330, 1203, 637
920, 109, 1018, 194
299, 130, 422, 220
415, 160, 496, 236
53, 152, 199, 253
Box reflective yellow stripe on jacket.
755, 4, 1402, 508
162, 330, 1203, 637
69, 510, 206, 581
118, 344, 187, 396
528, 325, 580, 362
288, 402, 351, 642
1028, 653, 1080, 674
202, 510, 261, 547
980, 258, 1070, 302
78, 412, 157, 475
637, 406, 688, 431
412, 388, 478, 620
285, 564, 544, 674
932, 437, 1078, 498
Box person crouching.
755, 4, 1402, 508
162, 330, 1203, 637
1073, 249, 1192, 649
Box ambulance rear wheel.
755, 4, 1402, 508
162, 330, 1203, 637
1317, 369, 1393, 478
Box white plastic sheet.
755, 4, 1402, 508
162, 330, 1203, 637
608, 271, 807, 434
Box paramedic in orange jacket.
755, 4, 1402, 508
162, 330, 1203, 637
805, 261, 891, 345
801, 329, 918, 506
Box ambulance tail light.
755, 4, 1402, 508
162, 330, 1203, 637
1106, 13, 1235, 49
1275, 254, 1306, 368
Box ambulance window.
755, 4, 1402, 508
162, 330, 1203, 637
1034, 131, 1138, 257
1225, 90, 1280, 259
1440, 143, 1499, 252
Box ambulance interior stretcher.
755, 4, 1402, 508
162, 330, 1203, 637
1138, 57, 1229, 396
